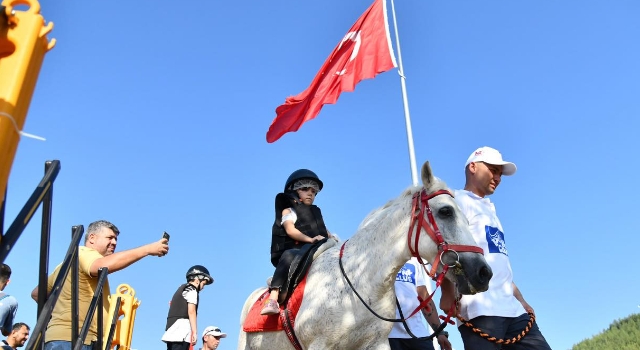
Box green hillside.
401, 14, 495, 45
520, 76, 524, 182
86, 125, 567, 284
572, 313, 640, 350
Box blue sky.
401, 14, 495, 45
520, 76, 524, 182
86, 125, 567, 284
4, 0, 640, 349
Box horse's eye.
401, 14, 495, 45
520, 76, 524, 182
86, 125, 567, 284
438, 206, 453, 218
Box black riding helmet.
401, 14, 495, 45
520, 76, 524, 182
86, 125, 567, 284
186, 265, 214, 285
284, 169, 323, 192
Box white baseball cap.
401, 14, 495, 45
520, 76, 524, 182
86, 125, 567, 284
202, 326, 227, 339
465, 147, 517, 176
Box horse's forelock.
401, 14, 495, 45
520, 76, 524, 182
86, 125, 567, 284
427, 176, 450, 194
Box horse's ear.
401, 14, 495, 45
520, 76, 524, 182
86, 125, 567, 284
421, 161, 435, 191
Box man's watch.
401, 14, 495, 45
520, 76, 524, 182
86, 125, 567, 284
438, 330, 449, 338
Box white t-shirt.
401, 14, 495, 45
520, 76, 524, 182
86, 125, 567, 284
161, 286, 199, 342
388, 258, 431, 338
454, 190, 525, 321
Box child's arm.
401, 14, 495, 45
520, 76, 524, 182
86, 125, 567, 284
188, 303, 197, 344
282, 208, 324, 243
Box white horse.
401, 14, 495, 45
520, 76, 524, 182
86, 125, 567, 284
238, 161, 492, 350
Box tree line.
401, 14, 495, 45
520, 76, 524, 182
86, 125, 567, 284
572, 313, 640, 350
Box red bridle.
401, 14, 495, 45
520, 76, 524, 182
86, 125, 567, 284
408, 189, 484, 275
337, 188, 485, 325
405, 189, 484, 321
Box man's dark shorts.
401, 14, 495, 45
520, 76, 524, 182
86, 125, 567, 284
458, 313, 552, 350
389, 337, 436, 350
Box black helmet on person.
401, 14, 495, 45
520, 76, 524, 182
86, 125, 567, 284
284, 169, 323, 192
186, 265, 213, 285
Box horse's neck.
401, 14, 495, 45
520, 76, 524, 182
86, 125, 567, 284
343, 214, 412, 300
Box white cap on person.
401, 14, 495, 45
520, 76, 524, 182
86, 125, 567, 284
465, 146, 517, 176
202, 326, 227, 339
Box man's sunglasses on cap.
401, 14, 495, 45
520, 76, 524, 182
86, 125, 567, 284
206, 328, 222, 339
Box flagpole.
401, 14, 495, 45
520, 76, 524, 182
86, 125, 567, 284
388, 5, 437, 348
388, 0, 419, 187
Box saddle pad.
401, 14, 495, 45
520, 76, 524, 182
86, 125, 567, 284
243, 274, 308, 332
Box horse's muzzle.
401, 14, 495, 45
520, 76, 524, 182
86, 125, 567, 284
454, 252, 492, 295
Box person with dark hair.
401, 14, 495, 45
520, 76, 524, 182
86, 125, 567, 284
31, 220, 169, 350
0, 264, 17, 337
1, 322, 29, 349
261, 169, 334, 315
162, 265, 213, 350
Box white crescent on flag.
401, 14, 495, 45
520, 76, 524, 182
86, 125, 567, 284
335, 31, 362, 75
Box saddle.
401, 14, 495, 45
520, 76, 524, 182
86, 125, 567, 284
243, 238, 337, 334
277, 238, 327, 305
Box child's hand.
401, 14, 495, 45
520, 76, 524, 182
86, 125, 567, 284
310, 235, 325, 243
191, 329, 197, 344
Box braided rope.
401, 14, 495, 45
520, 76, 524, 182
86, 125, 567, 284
460, 312, 535, 345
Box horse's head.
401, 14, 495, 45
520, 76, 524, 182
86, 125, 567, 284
416, 161, 492, 295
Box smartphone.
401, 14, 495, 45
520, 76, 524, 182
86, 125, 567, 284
162, 231, 170, 241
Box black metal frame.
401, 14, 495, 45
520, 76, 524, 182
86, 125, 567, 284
74, 267, 109, 350
0, 160, 60, 263
26, 228, 114, 350
2, 160, 122, 350
26, 224, 83, 350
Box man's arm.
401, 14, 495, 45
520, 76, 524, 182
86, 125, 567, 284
0, 297, 17, 336
513, 282, 535, 316
439, 278, 458, 315
417, 286, 452, 350
30, 286, 40, 302
31, 268, 57, 303
188, 303, 197, 344
89, 238, 168, 277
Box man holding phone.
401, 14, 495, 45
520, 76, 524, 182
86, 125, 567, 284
31, 220, 169, 350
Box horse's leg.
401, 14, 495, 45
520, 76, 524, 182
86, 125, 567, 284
237, 330, 248, 350
238, 288, 268, 350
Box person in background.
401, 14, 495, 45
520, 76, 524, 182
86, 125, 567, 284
200, 326, 226, 350
1, 323, 29, 349
389, 258, 452, 350
0, 264, 18, 337
162, 265, 213, 350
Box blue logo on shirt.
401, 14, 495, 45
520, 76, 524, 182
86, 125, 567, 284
485, 226, 508, 256
395, 263, 416, 285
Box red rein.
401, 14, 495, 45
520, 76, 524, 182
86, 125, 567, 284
406, 189, 484, 320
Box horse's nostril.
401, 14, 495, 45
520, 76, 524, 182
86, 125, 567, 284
479, 265, 493, 283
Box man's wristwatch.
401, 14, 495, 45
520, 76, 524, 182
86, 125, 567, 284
438, 330, 449, 338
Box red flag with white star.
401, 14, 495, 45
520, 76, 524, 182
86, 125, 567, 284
266, 0, 397, 143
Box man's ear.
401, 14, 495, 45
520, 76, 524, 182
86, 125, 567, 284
5, 279, 9, 286
468, 162, 477, 174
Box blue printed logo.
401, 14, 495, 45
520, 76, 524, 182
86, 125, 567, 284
395, 263, 416, 285
485, 226, 508, 256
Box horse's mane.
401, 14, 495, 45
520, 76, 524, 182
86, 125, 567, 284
357, 177, 450, 232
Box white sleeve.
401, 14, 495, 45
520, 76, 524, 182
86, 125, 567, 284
414, 259, 427, 287
281, 208, 297, 225
182, 287, 198, 305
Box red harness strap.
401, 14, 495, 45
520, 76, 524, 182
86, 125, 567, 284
405, 189, 483, 318
282, 308, 302, 350
338, 188, 486, 326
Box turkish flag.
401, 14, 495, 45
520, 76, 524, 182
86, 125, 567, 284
266, 0, 397, 143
